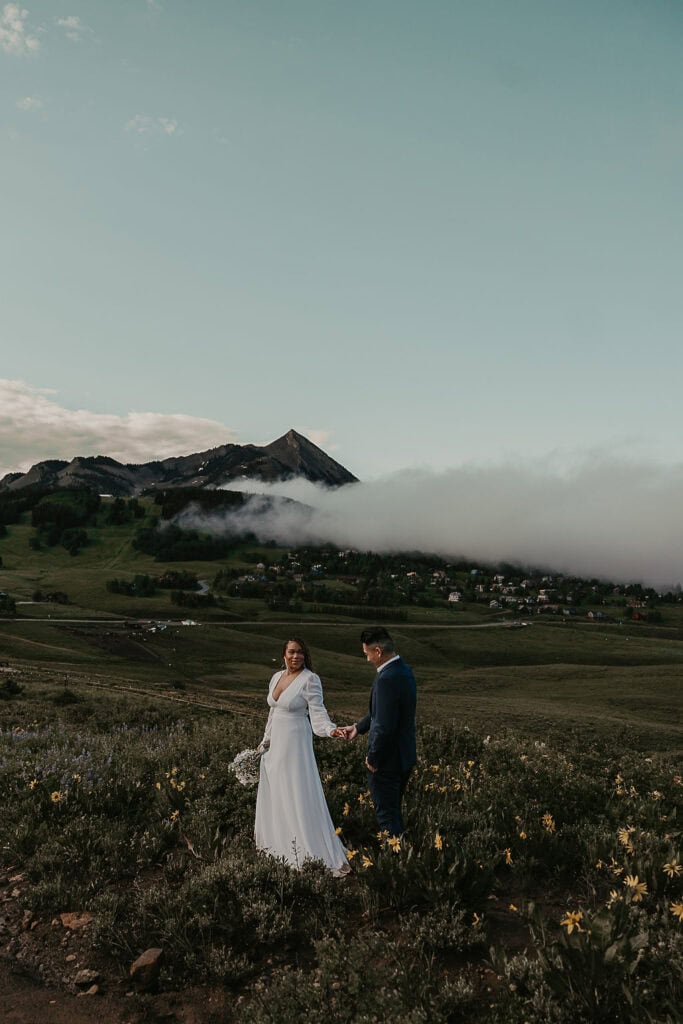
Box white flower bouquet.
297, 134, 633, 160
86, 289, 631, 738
230, 747, 263, 787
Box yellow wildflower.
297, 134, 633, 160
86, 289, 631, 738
670, 902, 683, 921
595, 860, 605, 870
342, 802, 350, 817
617, 826, 635, 850
72, 774, 81, 782
607, 890, 622, 908
50, 791, 62, 803
155, 782, 161, 790
29, 779, 38, 790
504, 848, 513, 865
361, 855, 373, 868
560, 911, 583, 934
467, 760, 475, 768
346, 849, 358, 861
623, 874, 648, 902
377, 830, 389, 841
471, 912, 481, 927
358, 793, 366, 805
335, 826, 342, 835
519, 831, 527, 840
609, 858, 624, 876
170, 809, 180, 821
508, 904, 518, 912
663, 860, 682, 878
387, 836, 401, 853
650, 790, 663, 801
542, 812, 556, 834
171, 767, 178, 776
434, 832, 443, 851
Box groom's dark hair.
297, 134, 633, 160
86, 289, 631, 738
360, 627, 395, 653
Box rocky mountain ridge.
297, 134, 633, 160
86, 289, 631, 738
0, 430, 357, 496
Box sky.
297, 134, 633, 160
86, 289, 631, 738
1, 1, 682, 579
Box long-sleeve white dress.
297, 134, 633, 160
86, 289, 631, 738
255, 668, 349, 876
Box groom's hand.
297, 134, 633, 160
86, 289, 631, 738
365, 757, 377, 773
342, 724, 358, 741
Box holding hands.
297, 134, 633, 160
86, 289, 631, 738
330, 724, 358, 740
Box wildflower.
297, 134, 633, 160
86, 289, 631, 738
434, 832, 443, 851
361, 855, 373, 868
618, 826, 635, 850
335, 827, 342, 836
595, 860, 605, 870
663, 860, 682, 879
467, 760, 475, 768
609, 858, 624, 876
508, 904, 518, 912
504, 848, 513, 865
171, 767, 178, 776
358, 793, 366, 805
607, 890, 622, 908
50, 791, 62, 803
387, 836, 401, 853
342, 802, 350, 817
670, 902, 683, 922
650, 790, 663, 801
346, 849, 357, 861
72, 774, 81, 783
377, 830, 389, 841
615, 774, 624, 785
519, 831, 527, 840
623, 875, 648, 902
542, 812, 556, 834
560, 911, 583, 934
170, 809, 180, 822
471, 912, 481, 927
453, 781, 462, 792
28, 779, 37, 790
155, 782, 161, 790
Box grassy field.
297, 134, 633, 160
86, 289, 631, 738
1, 509, 682, 1021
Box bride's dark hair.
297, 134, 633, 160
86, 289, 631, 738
282, 637, 314, 672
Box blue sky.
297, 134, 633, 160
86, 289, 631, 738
2, 0, 682, 480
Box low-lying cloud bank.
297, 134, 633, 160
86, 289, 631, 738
0, 379, 238, 476
176, 459, 683, 588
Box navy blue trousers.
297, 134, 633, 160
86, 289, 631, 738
368, 768, 412, 838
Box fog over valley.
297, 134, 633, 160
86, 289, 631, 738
173, 456, 683, 589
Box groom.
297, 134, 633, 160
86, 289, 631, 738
342, 627, 417, 838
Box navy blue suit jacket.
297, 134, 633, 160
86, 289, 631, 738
356, 656, 417, 774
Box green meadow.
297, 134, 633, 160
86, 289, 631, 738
1, 503, 682, 1021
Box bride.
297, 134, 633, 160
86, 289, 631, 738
255, 637, 350, 876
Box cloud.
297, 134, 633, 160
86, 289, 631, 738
16, 94, 42, 111
0, 3, 40, 55
0, 380, 239, 477
174, 461, 683, 588
125, 114, 179, 136
56, 15, 90, 42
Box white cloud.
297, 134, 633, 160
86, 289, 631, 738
0, 4, 40, 55
56, 14, 90, 42
177, 459, 683, 589
0, 380, 239, 478
16, 94, 42, 111
125, 113, 179, 136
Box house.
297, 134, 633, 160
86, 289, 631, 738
448, 591, 463, 603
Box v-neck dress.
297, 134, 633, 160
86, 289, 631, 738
255, 669, 349, 876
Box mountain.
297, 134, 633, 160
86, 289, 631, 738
0, 430, 358, 496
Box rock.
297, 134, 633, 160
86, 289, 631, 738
21, 910, 33, 929
60, 912, 94, 930
8, 874, 25, 884
77, 984, 99, 997
74, 968, 100, 987
65, 953, 77, 963
129, 947, 164, 991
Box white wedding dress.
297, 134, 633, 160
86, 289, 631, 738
255, 669, 349, 876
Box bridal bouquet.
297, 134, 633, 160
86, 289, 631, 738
230, 747, 263, 787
